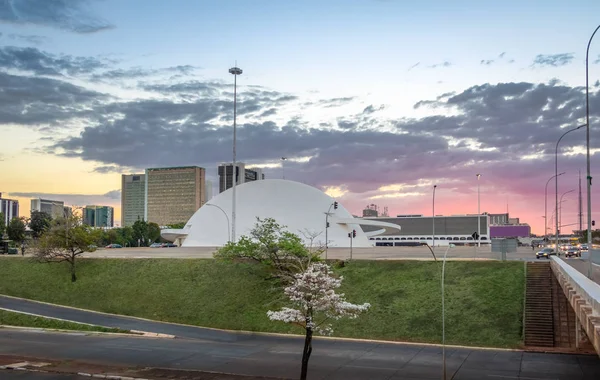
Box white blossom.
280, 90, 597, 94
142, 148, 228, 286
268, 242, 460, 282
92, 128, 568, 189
267, 263, 370, 335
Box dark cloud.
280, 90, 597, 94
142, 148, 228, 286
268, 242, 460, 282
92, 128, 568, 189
92, 65, 199, 81
0, 71, 109, 127
480, 59, 494, 65
0, 46, 108, 76
0, 0, 113, 33
408, 62, 420, 71
362, 105, 385, 114
103, 190, 121, 200
532, 53, 574, 67
318, 97, 356, 108
480, 52, 511, 66
6, 33, 49, 45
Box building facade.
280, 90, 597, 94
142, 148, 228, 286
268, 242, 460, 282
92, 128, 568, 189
31, 198, 65, 219
488, 213, 510, 225
0, 193, 19, 226
490, 224, 531, 238
218, 163, 264, 193
362, 214, 490, 246
121, 174, 146, 227
145, 166, 206, 226
205, 179, 213, 202
83, 205, 114, 227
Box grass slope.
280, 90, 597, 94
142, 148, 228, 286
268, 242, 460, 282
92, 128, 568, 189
0, 309, 129, 333
0, 258, 525, 347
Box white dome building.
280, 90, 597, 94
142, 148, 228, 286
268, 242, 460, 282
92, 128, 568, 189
161, 179, 400, 248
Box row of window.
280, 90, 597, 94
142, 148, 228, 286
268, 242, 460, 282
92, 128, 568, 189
370, 236, 489, 241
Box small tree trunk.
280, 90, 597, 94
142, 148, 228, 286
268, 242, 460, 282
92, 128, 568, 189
300, 326, 313, 380
70, 258, 77, 282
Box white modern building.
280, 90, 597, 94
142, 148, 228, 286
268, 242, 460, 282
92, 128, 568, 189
31, 198, 65, 219
161, 179, 400, 247
0, 193, 19, 226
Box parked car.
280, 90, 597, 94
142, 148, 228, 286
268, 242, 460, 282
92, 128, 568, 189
536, 247, 556, 259
565, 246, 581, 258
150, 243, 162, 248
105, 244, 122, 249
161, 243, 177, 248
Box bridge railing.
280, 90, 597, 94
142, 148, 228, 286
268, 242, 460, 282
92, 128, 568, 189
550, 256, 600, 356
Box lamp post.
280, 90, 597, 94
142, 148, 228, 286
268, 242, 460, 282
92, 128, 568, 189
545, 172, 565, 241
205, 203, 231, 243
281, 157, 287, 179
476, 174, 481, 248
559, 190, 575, 236
586, 25, 600, 278
555, 125, 585, 250
432, 185, 437, 248
229, 66, 242, 243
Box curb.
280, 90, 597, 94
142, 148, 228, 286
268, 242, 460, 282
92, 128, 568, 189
0, 307, 175, 339
0, 294, 516, 352
0, 324, 141, 337
77, 373, 149, 380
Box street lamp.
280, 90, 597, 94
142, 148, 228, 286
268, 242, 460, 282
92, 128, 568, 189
476, 174, 481, 248
432, 185, 437, 248
545, 172, 565, 241
281, 157, 287, 179
585, 24, 600, 278
559, 190, 575, 237
205, 203, 231, 243
555, 124, 585, 251
229, 66, 242, 243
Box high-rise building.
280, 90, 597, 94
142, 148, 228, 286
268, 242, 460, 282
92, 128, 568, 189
83, 205, 114, 227
145, 166, 206, 226
31, 198, 64, 219
121, 174, 146, 227
0, 193, 19, 226
218, 163, 265, 193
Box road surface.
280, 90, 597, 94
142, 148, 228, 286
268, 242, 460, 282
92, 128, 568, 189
0, 372, 87, 379
0, 296, 599, 379
1, 329, 599, 379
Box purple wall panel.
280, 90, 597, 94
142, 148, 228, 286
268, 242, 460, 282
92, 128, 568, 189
490, 225, 531, 238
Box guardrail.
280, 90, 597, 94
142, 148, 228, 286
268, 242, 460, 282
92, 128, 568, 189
550, 256, 600, 356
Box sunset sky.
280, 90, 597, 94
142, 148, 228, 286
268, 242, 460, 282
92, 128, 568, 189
1, 0, 600, 234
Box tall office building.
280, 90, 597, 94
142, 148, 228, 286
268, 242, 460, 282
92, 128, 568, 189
121, 174, 146, 227
31, 198, 65, 219
83, 205, 114, 227
218, 163, 265, 193
145, 166, 206, 226
0, 193, 19, 226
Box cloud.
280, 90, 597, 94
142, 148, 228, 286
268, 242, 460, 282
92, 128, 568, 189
7, 191, 120, 207
92, 65, 199, 82
480, 52, 512, 66
594, 54, 600, 64
5, 33, 49, 45
532, 53, 574, 67
428, 61, 452, 69
318, 97, 356, 108
0, 46, 108, 76
0, 0, 114, 33
408, 62, 420, 71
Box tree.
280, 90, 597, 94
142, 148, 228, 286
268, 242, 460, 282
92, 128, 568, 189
35, 215, 100, 282
0, 212, 5, 237
147, 222, 161, 243
167, 222, 186, 229
267, 263, 370, 380
214, 217, 322, 281
29, 211, 52, 238
6, 217, 26, 244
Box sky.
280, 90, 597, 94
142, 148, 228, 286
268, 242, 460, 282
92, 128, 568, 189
1, 0, 600, 234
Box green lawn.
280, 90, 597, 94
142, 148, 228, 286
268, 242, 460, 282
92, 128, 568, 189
0, 258, 525, 348
0, 309, 129, 333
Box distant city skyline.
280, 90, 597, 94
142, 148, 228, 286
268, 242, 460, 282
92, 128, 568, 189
2, 0, 600, 234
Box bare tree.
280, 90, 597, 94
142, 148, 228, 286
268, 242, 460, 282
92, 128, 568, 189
35, 215, 100, 282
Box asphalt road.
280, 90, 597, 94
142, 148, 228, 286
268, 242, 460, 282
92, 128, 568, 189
0, 371, 87, 379
1, 329, 599, 380
1, 296, 600, 379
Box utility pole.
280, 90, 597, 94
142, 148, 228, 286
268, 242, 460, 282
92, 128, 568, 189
579, 170, 583, 233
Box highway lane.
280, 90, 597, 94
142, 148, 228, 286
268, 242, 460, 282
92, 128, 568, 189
1, 330, 599, 380
0, 371, 87, 379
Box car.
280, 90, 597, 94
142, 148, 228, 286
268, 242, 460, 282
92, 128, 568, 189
161, 243, 177, 248
565, 246, 581, 258
536, 247, 556, 259
150, 243, 162, 248
105, 244, 122, 249
580, 244, 589, 251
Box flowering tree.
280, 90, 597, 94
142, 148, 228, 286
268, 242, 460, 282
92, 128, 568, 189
267, 263, 370, 380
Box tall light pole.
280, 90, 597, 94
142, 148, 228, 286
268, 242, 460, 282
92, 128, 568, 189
281, 157, 287, 179
545, 172, 565, 241
555, 124, 585, 250
229, 66, 242, 242
585, 25, 600, 278
432, 185, 437, 248
559, 190, 575, 238
476, 174, 481, 248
